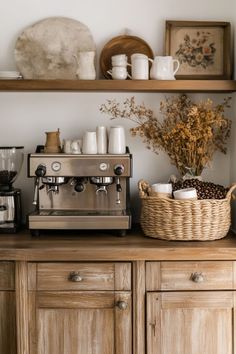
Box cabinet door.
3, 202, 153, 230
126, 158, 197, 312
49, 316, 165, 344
147, 291, 235, 354
29, 291, 132, 354
0, 291, 16, 353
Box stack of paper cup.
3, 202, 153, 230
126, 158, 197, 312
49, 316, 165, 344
82, 131, 97, 154
96, 126, 107, 154
108, 126, 126, 154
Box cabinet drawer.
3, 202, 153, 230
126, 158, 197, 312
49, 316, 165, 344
146, 261, 234, 291
0, 262, 14, 290
34, 262, 131, 291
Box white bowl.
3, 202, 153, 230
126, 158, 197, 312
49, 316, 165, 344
173, 188, 197, 200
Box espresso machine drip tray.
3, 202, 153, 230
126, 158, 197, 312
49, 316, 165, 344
28, 209, 131, 231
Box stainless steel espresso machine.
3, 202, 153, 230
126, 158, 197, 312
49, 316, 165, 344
27, 149, 132, 235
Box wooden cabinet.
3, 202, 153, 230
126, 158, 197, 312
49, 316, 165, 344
28, 262, 132, 354
0, 262, 16, 354
146, 261, 236, 354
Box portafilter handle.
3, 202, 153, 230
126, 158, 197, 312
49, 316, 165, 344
33, 164, 46, 206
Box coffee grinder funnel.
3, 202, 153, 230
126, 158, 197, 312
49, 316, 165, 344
0, 147, 24, 191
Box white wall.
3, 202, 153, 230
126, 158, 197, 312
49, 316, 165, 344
0, 0, 235, 220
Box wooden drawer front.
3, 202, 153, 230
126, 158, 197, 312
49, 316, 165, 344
0, 262, 14, 290
36, 262, 131, 291
146, 261, 233, 291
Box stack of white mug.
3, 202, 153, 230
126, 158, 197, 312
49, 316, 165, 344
107, 54, 130, 80
63, 125, 126, 155
107, 53, 153, 80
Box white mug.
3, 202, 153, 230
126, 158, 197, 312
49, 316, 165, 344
107, 67, 131, 80
130, 53, 152, 80
96, 126, 107, 154
150, 56, 180, 80
108, 126, 126, 154
82, 131, 97, 154
111, 54, 128, 67
173, 188, 197, 200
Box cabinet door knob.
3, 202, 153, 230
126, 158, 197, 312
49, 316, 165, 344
116, 301, 128, 310
190, 272, 204, 283
68, 271, 83, 282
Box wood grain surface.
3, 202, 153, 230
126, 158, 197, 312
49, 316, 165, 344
0, 227, 236, 261
0, 79, 235, 92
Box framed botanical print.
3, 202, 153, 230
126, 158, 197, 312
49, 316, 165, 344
165, 21, 232, 79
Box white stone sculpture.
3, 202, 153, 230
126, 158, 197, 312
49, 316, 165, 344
15, 17, 96, 79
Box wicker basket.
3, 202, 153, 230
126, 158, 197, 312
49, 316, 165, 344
138, 179, 236, 241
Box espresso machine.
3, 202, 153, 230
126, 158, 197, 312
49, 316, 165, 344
0, 146, 24, 233
27, 149, 132, 235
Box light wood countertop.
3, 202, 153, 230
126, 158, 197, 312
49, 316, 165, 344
0, 226, 236, 261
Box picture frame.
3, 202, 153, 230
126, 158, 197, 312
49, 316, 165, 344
165, 21, 232, 79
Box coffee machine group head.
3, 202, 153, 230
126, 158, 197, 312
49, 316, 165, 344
0, 146, 24, 232
28, 149, 132, 235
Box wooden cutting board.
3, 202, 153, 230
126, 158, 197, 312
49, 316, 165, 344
100, 35, 154, 79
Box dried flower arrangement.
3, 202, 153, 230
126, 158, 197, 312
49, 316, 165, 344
100, 95, 231, 176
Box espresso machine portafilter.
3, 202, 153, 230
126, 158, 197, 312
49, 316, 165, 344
27, 149, 132, 235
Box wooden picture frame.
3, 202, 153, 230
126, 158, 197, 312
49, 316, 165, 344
165, 21, 232, 79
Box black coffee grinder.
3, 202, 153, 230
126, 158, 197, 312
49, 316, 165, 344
0, 147, 24, 232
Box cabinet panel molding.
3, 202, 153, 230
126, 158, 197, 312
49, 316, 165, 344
37, 291, 115, 309
115, 262, 131, 290
15, 261, 29, 354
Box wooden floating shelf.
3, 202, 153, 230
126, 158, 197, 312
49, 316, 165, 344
0, 79, 236, 92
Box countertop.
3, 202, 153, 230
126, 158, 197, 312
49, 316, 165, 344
0, 226, 236, 261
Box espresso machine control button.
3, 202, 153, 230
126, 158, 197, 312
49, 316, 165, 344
74, 182, 85, 193
35, 164, 46, 177
51, 161, 61, 172
99, 162, 109, 171
114, 164, 124, 175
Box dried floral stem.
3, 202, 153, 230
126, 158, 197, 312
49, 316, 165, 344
100, 95, 231, 176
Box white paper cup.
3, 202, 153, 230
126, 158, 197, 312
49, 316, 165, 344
96, 126, 107, 154
108, 126, 126, 154
151, 183, 172, 198
173, 188, 198, 200
82, 131, 97, 154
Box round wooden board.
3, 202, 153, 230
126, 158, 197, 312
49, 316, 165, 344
15, 17, 96, 79
100, 35, 154, 79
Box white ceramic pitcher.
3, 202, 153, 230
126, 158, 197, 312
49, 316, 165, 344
150, 56, 180, 80
74, 51, 96, 80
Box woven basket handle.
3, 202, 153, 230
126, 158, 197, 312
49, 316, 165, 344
138, 179, 151, 198
226, 183, 236, 199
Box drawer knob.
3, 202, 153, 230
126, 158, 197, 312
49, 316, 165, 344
116, 301, 128, 310
68, 272, 83, 282
190, 272, 204, 283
